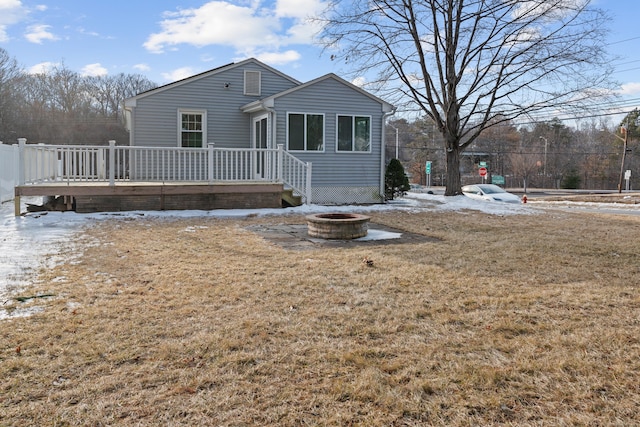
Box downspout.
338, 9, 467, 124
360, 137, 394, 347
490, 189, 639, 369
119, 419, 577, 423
381, 107, 397, 202
124, 98, 136, 146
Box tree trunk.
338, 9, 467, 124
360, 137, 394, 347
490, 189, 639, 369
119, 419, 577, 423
445, 146, 461, 196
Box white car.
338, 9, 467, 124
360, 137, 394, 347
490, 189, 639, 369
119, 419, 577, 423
461, 184, 521, 204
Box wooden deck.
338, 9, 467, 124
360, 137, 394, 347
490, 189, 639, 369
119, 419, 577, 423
15, 181, 285, 215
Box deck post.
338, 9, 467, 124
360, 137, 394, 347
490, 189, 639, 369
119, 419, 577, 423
108, 140, 116, 186
207, 143, 215, 183
305, 162, 312, 204
15, 138, 27, 216
277, 144, 284, 182
17, 138, 26, 186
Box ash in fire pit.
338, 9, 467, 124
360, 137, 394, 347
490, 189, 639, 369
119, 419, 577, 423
305, 213, 371, 239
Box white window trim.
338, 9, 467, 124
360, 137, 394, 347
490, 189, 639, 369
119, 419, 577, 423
286, 112, 325, 152
335, 114, 373, 153
177, 109, 207, 148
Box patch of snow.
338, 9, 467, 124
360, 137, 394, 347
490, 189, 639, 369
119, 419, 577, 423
0, 192, 535, 319
356, 229, 402, 241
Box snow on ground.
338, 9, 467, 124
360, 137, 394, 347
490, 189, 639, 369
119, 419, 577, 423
1, 192, 536, 319
4, 190, 640, 319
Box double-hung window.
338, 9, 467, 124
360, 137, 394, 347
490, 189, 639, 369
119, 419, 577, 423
337, 115, 371, 152
287, 113, 324, 151
179, 110, 206, 148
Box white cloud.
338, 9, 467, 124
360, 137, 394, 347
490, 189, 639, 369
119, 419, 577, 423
133, 63, 151, 72
25, 23, 57, 43
351, 76, 366, 87
619, 82, 640, 96
27, 61, 58, 74
275, 0, 327, 19
144, 2, 280, 54
0, 0, 25, 42
255, 50, 301, 65
512, 0, 588, 21
144, 0, 327, 64
161, 66, 197, 82
80, 63, 108, 77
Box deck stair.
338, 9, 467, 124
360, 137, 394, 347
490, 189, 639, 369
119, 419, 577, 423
281, 188, 302, 207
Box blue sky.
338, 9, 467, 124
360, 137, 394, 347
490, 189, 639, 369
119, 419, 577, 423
0, 0, 336, 83
0, 0, 639, 121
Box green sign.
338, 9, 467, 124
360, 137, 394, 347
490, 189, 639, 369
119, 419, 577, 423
479, 161, 487, 167
425, 161, 432, 174
492, 175, 505, 185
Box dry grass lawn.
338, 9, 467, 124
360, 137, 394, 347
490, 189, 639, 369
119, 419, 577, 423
2, 206, 640, 426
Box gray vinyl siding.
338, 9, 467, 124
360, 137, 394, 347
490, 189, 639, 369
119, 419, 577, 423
273, 78, 385, 188
131, 63, 298, 149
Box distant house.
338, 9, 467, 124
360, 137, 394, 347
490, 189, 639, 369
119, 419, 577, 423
124, 58, 395, 204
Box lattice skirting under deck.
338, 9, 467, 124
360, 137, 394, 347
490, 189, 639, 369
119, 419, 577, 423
311, 186, 383, 205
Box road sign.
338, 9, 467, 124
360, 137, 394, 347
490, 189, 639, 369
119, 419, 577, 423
479, 161, 487, 167
479, 167, 487, 177
425, 161, 432, 174
492, 175, 505, 185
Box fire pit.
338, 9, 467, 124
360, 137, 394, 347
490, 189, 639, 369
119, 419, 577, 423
305, 213, 371, 239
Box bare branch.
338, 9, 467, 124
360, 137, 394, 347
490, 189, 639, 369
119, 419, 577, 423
317, 0, 615, 194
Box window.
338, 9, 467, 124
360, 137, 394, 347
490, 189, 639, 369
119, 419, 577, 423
244, 70, 261, 96
337, 115, 371, 152
287, 113, 324, 151
179, 110, 206, 147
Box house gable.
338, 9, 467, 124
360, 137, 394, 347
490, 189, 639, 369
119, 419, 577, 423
124, 58, 301, 149
241, 73, 394, 114
126, 59, 300, 106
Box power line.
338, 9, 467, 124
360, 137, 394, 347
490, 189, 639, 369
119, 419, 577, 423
608, 35, 640, 45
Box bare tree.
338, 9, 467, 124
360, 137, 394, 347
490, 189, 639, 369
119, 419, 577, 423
319, 0, 614, 195
507, 138, 541, 192
0, 48, 23, 142
87, 73, 156, 122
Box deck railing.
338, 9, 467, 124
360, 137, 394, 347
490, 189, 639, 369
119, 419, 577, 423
17, 140, 312, 204
0, 142, 20, 203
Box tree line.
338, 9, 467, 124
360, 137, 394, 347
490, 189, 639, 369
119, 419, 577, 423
387, 111, 640, 191
0, 48, 156, 146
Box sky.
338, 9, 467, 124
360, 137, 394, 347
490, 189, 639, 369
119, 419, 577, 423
0, 0, 337, 84
0, 0, 639, 122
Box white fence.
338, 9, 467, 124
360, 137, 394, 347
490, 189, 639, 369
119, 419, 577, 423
18, 141, 312, 204
0, 142, 19, 203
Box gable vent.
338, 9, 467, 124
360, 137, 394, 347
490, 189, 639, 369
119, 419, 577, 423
244, 70, 261, 96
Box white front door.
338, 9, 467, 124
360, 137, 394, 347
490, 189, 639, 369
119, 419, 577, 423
253, 114, 269, 179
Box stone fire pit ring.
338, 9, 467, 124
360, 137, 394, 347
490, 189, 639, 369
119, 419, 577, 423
305, 213, 371, 240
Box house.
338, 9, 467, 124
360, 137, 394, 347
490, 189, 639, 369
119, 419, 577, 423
124, 58, 395, 205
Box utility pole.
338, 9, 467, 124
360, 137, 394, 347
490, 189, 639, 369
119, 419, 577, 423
617, 122, 629, 193
539, 136, 548, 189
